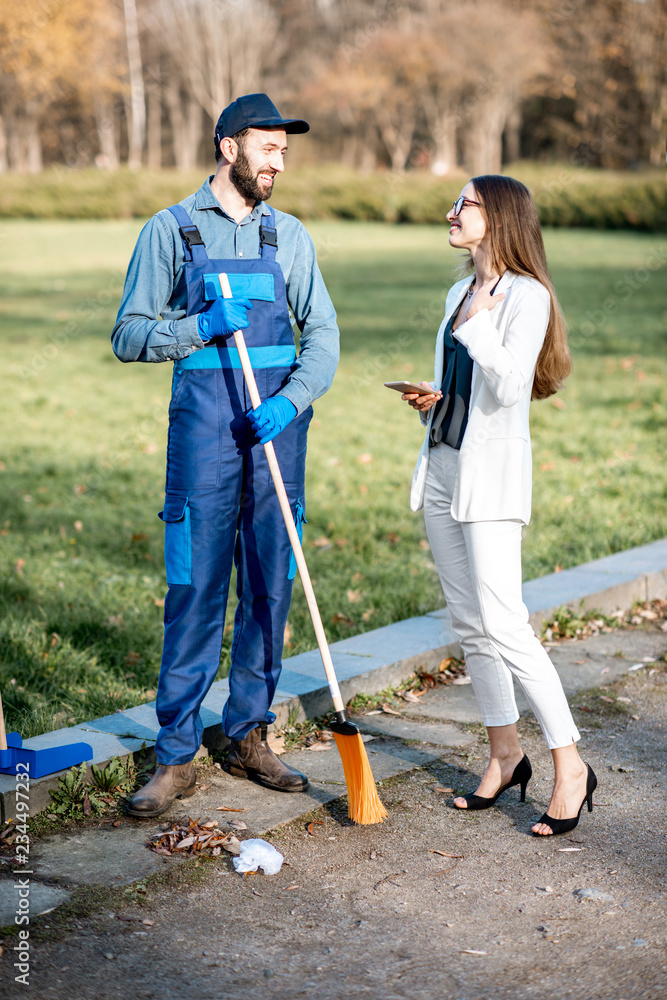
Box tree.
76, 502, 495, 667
454, 1, 552, 175
622, 0, 667, 167
146, 0, 280, 167
0, 0, 124, 172
123, 0, 146, 169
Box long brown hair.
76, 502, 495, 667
463, 175, 571, 400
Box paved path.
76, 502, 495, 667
4, 537, 665, 824
1, 624, 666, 999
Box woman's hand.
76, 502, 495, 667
401, 381, 442, 412
467, 277, 505, 318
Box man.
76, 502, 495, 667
112, 94, 339, 817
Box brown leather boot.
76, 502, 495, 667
127, 763, 197, 818
226, 724, 309, 793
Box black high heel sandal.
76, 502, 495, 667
454, 755, 532, 811
532, 763, 597, 836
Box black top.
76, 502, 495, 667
428, 311, 474, 450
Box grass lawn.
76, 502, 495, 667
0, 219, 664, 737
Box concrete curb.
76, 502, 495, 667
2, 537, 666, 823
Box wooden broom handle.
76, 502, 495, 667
0, 688, 7, 751
218, 274, 345, 714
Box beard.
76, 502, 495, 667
230, 146, 275, 202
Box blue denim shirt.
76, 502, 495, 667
111, 177, 339, 415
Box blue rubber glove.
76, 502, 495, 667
248, 396, 297, 444
197, 295, 253, 342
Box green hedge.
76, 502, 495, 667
0, 164, 664, 230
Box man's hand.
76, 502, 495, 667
249, 396, 297, 444
197, 295, 253, 341
401, 381, 442, 412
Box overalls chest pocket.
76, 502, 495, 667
166, 369, 221, 490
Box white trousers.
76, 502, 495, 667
423, 443, 580, 750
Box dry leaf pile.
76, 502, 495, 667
542, 598, 667, 643
353, 659, 469, 717
272, 726, 336, 753
148, 817, 242, 858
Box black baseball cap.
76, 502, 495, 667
215, 93, 310, 141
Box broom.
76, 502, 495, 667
219, 273, 387, 825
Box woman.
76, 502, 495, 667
403, 175, 596, 836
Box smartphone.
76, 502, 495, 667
384, 381, 436, 396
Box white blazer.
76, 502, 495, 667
410, 271, 551, 524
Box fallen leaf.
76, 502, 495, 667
540, 461, 556, 472
460, 949, 487, 956
252, 888, 263, 897
222, 836, 242, 856
201, 821, 218, 829
313, 537, 331, 548
430, 850, 463, 858
432, 786, 454, 795
331, 612, 354, 627
550, 397, 566, 410
557, 847, 584, 852
198, 784, 210, 792
142, 919, 154, 926
356, 452, 372, 464
381, 704, 401, 716
402, 691, 421, 703
175, 836, 197, 849
216, 806, 248, 813
284, 884, 301, 890
369, 850, 377, 860
307, 821, 324, 836
267, 734, 286, 755
14, 558, 25, 575
228, 819, 248, 831
346, 589, 361, 603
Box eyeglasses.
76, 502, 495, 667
451, 195, 481, 217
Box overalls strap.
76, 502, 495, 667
167, 204, 208, 265
259, 206, 278, 261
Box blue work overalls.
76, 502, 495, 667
155, 203, 311, 764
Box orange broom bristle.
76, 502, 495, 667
333, 731, 388, 825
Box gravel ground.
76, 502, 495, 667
2, 633, 666, 1000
